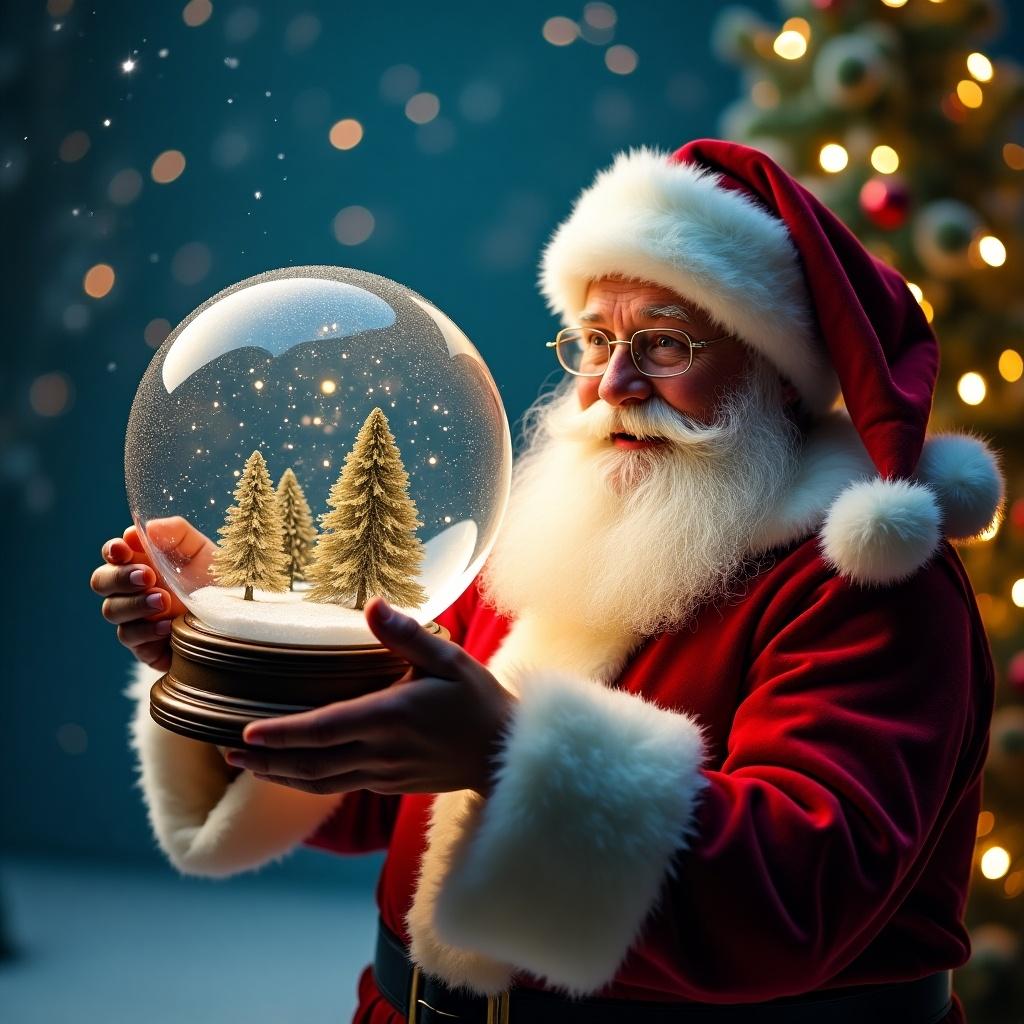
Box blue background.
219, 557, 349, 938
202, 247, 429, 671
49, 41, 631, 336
2, 0, 775, 868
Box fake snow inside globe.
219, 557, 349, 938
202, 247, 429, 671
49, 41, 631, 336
125, 266, 512, 646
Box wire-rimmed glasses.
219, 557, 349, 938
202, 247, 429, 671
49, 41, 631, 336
546, 326, 735, 378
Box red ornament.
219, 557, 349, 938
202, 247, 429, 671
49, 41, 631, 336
1010, 497, 1024, 532
860, 177, 911, 230
1009, 651, 1024, 694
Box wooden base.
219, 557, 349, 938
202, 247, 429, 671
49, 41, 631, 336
150, 613, 449, 748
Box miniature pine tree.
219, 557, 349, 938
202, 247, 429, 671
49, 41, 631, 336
209, 450, 290, 601
305, 407, 427, 610
276, 467, 318, 590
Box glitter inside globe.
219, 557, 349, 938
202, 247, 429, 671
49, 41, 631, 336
126, 266, 511, 645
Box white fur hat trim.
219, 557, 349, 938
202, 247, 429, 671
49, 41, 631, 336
539, 147, 839, 413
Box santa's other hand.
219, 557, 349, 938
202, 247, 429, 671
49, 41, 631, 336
236, 599, 517, 797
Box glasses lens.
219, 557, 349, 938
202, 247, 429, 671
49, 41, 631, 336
633, 329, 692, 376
557, 328, 610, 376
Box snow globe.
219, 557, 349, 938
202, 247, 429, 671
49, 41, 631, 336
126, 266, 512, 746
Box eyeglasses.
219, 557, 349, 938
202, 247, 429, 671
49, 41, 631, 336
546, 326, 735, 378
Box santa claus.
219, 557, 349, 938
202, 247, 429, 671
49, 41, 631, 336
93, 140, 1003, 1023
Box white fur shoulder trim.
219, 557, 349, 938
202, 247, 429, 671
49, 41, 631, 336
414, 667, 709, 997
127, 661, 343, 878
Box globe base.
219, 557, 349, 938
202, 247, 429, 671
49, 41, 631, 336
149, 613, 449, 748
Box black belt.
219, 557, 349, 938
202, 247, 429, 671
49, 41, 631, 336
374, 918, 953, 1023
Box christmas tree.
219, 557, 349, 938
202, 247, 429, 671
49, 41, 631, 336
210, 449, 290, 601
713, 1, 1024, 1016
276, 467, 318, 590
305, 407, 427, 610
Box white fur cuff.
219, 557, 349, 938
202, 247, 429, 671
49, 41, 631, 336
126, 661, 343, 878
432, 669, 709, 996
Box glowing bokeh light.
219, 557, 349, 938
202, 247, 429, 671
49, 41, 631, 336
329, 119, 363, 150
957, 372, 986, 406
981, 846, 1011, 879
998, 349, 1023, 383
605, 45, 638, 74
84, 263, 115, 299
543, 17, 578, 46
979, 235, 1006, 267
819, 143, 848, 173
870, 145, 899, 174
967, 52, 993, 82
956, 80, 983, 108
151, 149, 186, 184
773, 30, 807, 60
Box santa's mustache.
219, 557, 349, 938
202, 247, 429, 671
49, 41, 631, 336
545, 391, 735, 450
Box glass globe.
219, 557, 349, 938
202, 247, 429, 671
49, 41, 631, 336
126, 266, 511, 646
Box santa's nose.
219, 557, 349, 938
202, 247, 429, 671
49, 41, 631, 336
597, 342, 653, 406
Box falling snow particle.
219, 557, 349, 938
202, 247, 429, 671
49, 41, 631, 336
121, 58, 136, 73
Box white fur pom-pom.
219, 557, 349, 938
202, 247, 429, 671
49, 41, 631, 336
914, 433, 1004, 540
820, 478, 941, 586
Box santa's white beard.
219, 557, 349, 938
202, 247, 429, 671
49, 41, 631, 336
480, 359, 803, 638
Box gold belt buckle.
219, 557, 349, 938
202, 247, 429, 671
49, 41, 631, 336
486, 989, 511, 1024
407, 963, 510, 1023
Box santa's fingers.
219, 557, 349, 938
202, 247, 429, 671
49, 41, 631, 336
101, 537, 136, 564
102, 590, 170, 624
364, 597, 478, 682
133, 640, 172, 672
117, 617, 174, 648
227, 742, 386, 781
249, 770, 386, 796
91, 561, 157, 596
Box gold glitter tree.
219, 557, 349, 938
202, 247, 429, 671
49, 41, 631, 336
305, 408, 427, 610
209, 450, 290, 601
275, 467, 318, 590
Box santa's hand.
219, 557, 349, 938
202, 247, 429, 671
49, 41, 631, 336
233, 597, 516, 798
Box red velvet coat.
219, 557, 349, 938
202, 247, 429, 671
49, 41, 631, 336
307, 534, 993, 1023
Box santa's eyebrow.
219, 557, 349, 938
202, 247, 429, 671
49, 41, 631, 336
641, 304, 693, 321
577, 305, 694, 324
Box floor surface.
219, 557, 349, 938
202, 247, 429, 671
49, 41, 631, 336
0, 852, 382, 1023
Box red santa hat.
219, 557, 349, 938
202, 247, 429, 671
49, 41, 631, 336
539, 139, 1003, 584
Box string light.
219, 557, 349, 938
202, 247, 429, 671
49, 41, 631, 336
957, 372, 986, 405
1013, 578, 1024, 608
773, 30, 807, 60
978, 235, 1006, 267
998, 349, 1023, 382
981, 846, 1011, 879
819, 143, 848, 173
967, 52, 993, 82
870, 145, 899, 174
